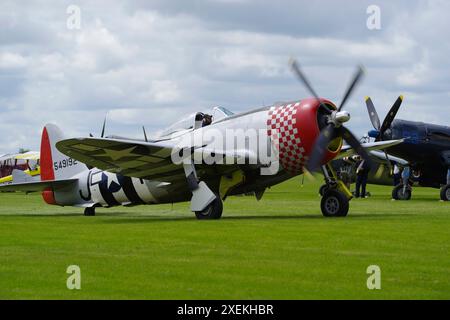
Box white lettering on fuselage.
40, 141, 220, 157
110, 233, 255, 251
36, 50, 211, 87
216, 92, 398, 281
170, 128, 280, 175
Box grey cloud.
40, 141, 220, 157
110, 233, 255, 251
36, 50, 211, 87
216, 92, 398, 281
0, 0, 449, 153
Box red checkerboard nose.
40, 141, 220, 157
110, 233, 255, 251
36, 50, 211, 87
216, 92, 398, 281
266, 98, 342, 174
266, 102, 307, 174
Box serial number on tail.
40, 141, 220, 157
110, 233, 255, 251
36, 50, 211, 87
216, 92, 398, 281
54, 158, 78, 171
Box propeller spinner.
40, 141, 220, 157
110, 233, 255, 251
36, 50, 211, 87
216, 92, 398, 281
289, 59, 372, 171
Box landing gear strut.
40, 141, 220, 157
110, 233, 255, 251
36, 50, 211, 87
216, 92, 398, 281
183, 161, 222, 220
393, 166, 413, 200
84, 207, 95, 216
319, 164, 351, 217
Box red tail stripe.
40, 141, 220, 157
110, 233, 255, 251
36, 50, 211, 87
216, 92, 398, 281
40, 127, 55, 181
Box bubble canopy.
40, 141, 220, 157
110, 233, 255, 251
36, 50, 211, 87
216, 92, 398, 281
159, 106, 234, 137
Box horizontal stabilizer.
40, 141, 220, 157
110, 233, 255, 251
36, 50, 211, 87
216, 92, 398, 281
0, 178, 78, 193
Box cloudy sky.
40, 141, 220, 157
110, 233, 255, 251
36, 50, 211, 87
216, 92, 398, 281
1, 0, 449, 153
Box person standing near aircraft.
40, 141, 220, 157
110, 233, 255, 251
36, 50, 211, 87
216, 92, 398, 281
393, 163, 401, 186
355, 157, 371, 198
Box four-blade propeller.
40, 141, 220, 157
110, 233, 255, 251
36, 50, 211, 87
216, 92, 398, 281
365, 95, 403, 141
364, 95, 403, 173
289, 58, 373, 171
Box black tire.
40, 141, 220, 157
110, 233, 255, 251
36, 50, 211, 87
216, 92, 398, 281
440, 184, 450, 201
320, 189, 349, 217
319, 184, 329, 196
84, 207, 96, 216
392, 184, 412, 200
195, 195, 223, 220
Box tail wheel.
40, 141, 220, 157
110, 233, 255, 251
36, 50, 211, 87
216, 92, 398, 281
195, 195, 223, 220
440, 184, 450, 201
321, 189, 349, 217
392, 184, 411, 200
84, 207, 96, 216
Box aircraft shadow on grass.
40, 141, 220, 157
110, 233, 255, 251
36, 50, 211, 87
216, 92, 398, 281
90, 212, 418, 224
0, 209, 423, 221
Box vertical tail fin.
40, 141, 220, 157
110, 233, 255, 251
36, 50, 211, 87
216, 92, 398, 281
40, 124, 88, 181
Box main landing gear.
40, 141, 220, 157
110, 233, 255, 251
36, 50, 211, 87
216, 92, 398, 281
392, 184, 412, 200
319, 164, 351, 217
392, 167, 416, 200
194, 193, 223, 219
183, 161, 223, 220
440, 184, 450, 201
84, 207, 96, 216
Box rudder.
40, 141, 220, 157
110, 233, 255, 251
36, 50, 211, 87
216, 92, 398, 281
40, 124, 88, 181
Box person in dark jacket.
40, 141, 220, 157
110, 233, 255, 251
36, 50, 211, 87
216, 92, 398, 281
355, 157, 371, 198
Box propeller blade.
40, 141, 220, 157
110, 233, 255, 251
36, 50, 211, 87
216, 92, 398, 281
379, 95, 403, 138
365, 96, 381, 130
289, 58, 331, 113
337, 65, 364, 112
305, 123, 336, 172
101, 116, 107, 138
338, 126, 374, 168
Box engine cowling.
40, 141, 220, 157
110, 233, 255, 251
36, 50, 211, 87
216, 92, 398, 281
267, 98, 342, 174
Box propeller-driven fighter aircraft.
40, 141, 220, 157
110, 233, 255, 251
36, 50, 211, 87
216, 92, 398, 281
365, 96, 450, 200
1, 60, 402, 218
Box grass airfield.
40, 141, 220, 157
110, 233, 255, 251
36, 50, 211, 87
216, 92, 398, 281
0, 177, 449, 299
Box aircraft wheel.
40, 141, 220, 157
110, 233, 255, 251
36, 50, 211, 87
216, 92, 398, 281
392, 185, 411, 200
319, 184, 329, 196
195, 195, 223, 220
321, 190, 349, 217
84, 207, 96, 216
440, 184, 450, 201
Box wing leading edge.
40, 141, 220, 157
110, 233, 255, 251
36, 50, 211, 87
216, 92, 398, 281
336, 139, 404, 160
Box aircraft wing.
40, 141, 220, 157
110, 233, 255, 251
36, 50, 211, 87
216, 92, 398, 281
0, 153, 13, 162
14, 151, 40, 160
56, 137, 256, 181
0, 151, 40, 162
369, 150, 409, 166
336, 139, 404, 160
59, 137, 403, 180
56, 137, 187, 180
0, 179, 77, 192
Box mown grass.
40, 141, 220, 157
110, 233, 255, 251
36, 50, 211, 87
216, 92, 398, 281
0, 177, 449, 299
